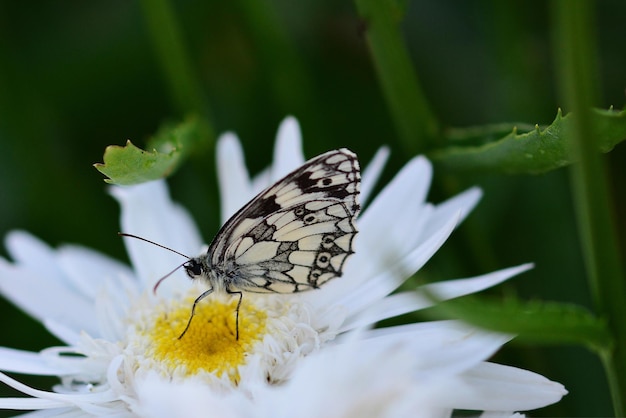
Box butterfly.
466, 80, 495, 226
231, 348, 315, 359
122, 148, 360, 340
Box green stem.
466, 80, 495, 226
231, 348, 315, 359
552, 1, 626, 414
139, 0, 213, 125
354, 0, 439, 153
237, 0, 313, 114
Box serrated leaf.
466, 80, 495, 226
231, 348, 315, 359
94, 140, 181, 185
430, 294, 611, 351
431, 107, 626, 174
94, 116, 211, 185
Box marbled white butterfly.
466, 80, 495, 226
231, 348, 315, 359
122, 149, 360, 339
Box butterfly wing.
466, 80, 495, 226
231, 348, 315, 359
208, 149, 360, 293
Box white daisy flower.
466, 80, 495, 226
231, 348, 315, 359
0, 117, 566, 417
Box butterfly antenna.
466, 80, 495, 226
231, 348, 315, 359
118, 232, 191, 259
118, 232, 191, 294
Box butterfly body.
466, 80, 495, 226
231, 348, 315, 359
181, 148, 361, 339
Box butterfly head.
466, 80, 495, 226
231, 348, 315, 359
184, 258, 205, 280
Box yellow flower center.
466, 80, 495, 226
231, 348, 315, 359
146, 295, 267, 382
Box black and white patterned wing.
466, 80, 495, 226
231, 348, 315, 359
208, 149, 360, 293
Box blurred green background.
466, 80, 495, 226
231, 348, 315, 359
0, 0, 624, 416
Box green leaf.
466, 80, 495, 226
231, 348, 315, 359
431, 107, 626, 174
430, 294, 611, 351
94, 116, 210, 185
94, 140, 180, 185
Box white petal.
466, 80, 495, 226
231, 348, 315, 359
4, 231, 68, 286
360, 146, 390, 205
341, 264, 533, 330
217, 133, 253, 224
436, 362, 567, 411
265, 338, 416, 418
424, 186, 482, 239
270, 116, 305, 182
481, 412, 524, 418
359, 321, 511, 378
0, 347, 78, 375
354, 170, 479, 280
320, 211, 460, 313
354, 200, 434, 280
0, 372, 119, 408
0, 397, 69, 411
250, 167, 272, 196
95, 282, 129, 342
110, 180, 203, 293
424, 263, 534, 301
94, 262, 141, 342
0, 257, 99, 336
266, 328, 502, 418
358, 156, 433, 258
340, 292, 424, 331
43, 320, 80, 346
135, 375, 249, 418
8, 407, 78, 417
56, 244, 135, 301
270, 323, 561, 417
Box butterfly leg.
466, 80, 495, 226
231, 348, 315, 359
226, 288, 243, 340
179, 287, 214, 339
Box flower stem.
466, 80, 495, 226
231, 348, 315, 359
139, 0, 214, 130
237, 0, 314, 115
552, 0, 626, 414
354, 0, 439, 153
